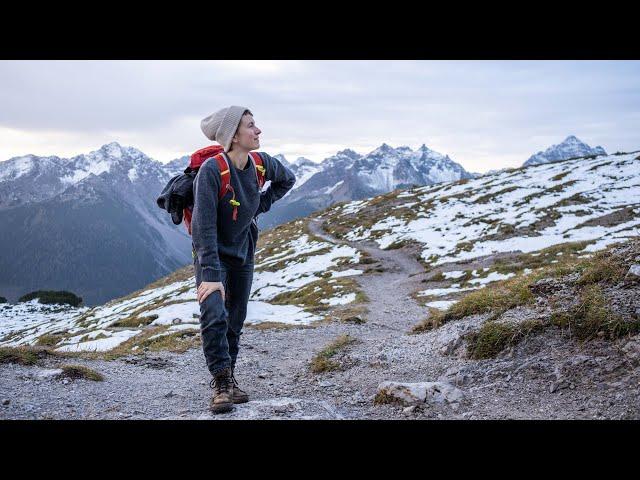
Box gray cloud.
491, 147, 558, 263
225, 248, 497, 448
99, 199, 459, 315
0, 60, 638, 172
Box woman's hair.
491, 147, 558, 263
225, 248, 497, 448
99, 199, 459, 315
228, 109, 254, 151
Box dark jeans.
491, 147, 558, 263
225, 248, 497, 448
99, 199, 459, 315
193, 250, 254, 376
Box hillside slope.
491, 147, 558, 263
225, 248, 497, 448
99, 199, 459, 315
1, 150, 639, 419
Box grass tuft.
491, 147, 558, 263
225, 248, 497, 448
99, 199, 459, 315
550, 284, 640, 341
35, 333, 65, 347
111, 314, 159, 328
309, 334, 357, 373
410, 308, 446, 334
58, 364, 104, 381
466, 319, 545, 359
576, 249, 628, 286
0, 346, 41, 365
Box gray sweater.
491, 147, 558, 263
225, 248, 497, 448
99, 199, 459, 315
191, 152, 296, 282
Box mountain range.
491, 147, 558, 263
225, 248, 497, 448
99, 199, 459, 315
0, 143, 191, 306
1, 145, 637, 353
0, 135, 610, 306
256, 143, 474, 228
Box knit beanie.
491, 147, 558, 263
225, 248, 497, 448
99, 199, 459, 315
200, 106, 250, 152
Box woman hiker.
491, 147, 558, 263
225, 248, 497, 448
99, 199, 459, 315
191, 106, 296, 414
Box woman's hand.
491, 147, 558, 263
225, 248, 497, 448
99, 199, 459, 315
197, 281, 225, 304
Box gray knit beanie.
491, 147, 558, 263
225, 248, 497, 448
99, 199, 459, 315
200, 105, 251, 152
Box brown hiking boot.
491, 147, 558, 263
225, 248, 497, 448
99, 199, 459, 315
209, 367, 234, 414
231, 370, 249, 404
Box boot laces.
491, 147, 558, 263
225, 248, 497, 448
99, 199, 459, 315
209, 370, 232, 394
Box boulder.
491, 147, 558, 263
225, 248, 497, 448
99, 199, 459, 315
376, 381, 464, 407
625, 264, 640, 281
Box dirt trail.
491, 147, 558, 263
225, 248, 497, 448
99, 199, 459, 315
306, 217, 429, 333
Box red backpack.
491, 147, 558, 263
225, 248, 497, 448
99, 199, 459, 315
183, 145, 266, 235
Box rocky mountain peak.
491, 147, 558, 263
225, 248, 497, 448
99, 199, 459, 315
524, 135, 607, 167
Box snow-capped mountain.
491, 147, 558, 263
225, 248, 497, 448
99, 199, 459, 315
162, 155, 190, 177
325, 149, 640, 266
0, 142, 191, 306
523, 135, 607, 167
279, 156, 323, 196
2, 148, 638, 356
257, 144, 473, 229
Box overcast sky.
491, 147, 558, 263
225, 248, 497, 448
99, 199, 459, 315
1, 60, 638, 172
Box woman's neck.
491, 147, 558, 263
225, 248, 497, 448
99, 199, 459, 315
226, 148, 250, 170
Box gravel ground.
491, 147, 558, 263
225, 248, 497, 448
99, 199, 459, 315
1, 219, 639, 420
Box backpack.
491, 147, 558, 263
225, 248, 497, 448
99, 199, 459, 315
182, 145, 267, 235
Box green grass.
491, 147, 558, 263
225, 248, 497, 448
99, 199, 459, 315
466, 319, 545, 359
410, 308, 446, 334
492, 240, 594, 273
270, 276, 367, 313
411, 242, 598, 334
309, 334, 357, 373
35, 333, 65, 347
0, 346, 41, 365
58, 364, 104, 381
576, 248, 628, 286
473, 186, 520, 204
97, 326, 192, 359
373, 390, 403, 405
137, 330, 200, 354
550, 284, 640, 341
111, 314, 159, 328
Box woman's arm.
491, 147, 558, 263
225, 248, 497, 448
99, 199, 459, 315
256, 152, 297, 215
191, 161, 222, 282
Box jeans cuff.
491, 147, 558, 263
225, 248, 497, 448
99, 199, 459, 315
210, 364, 231, 377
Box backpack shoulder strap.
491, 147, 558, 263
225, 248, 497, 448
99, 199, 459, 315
213, 153, 231, 200
249, 151, 266, 189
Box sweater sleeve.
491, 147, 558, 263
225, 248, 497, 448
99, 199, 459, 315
256, 152, 297, 215
191, 160, 221, 282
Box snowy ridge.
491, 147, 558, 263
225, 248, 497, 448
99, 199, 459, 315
524, 135, 607, 167
327, 150, 640, 267
0, 219, 366, 351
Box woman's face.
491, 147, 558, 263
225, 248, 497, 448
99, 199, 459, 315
232, 114, 261, 151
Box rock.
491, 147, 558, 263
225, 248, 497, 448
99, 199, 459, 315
344, 315, 365, 324
403, 406, 417, 416
625, 264, 640, 281
25, 368, 63, 381
440, 366, 471, 387
2, 399, 9, 406
433, 315, 485, 357
228, 398, 304, 419
621, 338, 640, 366
376, 381, 464, 407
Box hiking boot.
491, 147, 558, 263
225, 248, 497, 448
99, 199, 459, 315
209, 367, 234, 414
231, 370, 249, 404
